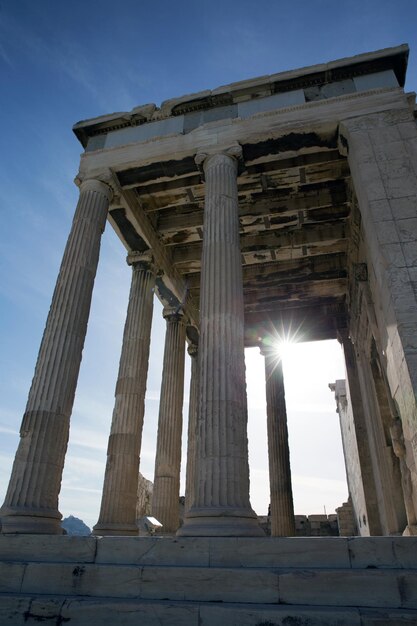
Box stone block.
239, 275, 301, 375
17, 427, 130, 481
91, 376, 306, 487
375, 220, 399, 245
104, 116, 185, 149
96, 536, 210, 566
21, 562, 142, 598
359, 607, 417, 624
369, 125, 402, 146
380, 242, 407, 268
385, 174, 417, 200
0, 596, 30, 625
208, 537, 350, 568
396, 218, 417, 243
238, 90, 305, 118
0, 534, 97, 563
353, 70, 398, 92
399, 572, 417, 608
397, 121, 417, 141
183, 105, 238, 133
402, 242, 417, 267
361, 174, 387, 202
349, 132, 375, 163
0, 562, 26, 593
200, 604, 362, 625
21, 597, 64, 624
305, 79, 356, 101
369, 199, 393, 222
348, 537, 414, 569
140, 565, 278, 603
393, 537, 417, 568
61, 598, 199, 626
373, 139, 410, 163
390, 196, 417, 220
279, 569, 401, 607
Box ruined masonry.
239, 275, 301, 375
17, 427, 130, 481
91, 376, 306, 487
1, 45, 417, 624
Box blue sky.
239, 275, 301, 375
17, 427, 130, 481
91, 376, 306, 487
1, 0, 417, 528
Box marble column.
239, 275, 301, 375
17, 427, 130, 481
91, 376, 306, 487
93, 253, 156, 536
179, 148, 263, 537
151, 307, 186, 533
185, 342, 199, 513
0, 179, 112, 534
261, 346, 295, 536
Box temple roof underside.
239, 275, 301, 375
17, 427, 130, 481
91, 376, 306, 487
73, 45, 414, 345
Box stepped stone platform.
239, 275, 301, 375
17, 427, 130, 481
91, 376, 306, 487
1, 535, 417, 624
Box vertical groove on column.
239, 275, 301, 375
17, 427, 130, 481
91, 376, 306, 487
180, 151, 263, 536
185, 345, 199, 512
197, 155, 249, 510
94, 260, 155, 535
1, 180, 111, 534
152, 311, 186, 533
264, 355, 295, 537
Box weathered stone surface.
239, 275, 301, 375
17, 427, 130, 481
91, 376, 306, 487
262, 351, 295, 536
60, 598, 199, 626
279, 569, 402, 607
208, 537, 350, 568
0, 179, 112, 535
0, 562, 26, 593
137, 471, 153, 519
152, 308, 186, 533
0, 534, 96, 563
3, 595, 417, 626
95, 536, 210, 566
94, 255, 156, 536
140, 566, 278, 603
348, 536, 417, 569
199, 604, 362, 626
1, 536, 417, 623
184, 343, 199, 513
179, 150, 263, 537
20, 562, 142, 598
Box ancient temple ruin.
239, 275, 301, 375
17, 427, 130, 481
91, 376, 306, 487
1, 45, 417, 623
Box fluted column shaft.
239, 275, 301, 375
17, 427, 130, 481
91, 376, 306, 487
0, 179, 111, 534
151, 309, 186, 533
263, 351, 295, 536
179, 149, 263, 537
93, 254, 156, 536
185, 343, 199, 513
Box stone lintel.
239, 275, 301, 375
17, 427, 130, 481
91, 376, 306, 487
73, 45, 408, 147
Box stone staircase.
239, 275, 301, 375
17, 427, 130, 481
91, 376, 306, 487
0, 535, 417, 624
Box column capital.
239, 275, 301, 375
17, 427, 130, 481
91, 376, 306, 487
163, 306, 187, 324
258, 336, 276, 358
127, 251, 156, 273
195, 144, 243, 177
187, 342, 198, 359
74, 176, 113, 202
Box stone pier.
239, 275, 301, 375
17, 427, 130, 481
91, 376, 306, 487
93, 253, 156, 536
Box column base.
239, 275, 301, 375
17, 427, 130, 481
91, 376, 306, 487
403, 524, 417, 536
0, 508, 63, 535
177, 508, 265, 537
92, 522, 139, 536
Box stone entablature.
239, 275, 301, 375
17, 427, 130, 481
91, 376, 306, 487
73, 45, 407, 151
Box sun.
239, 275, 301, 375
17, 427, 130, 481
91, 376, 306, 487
274, 337, 294, 360
257, 321, 304, 364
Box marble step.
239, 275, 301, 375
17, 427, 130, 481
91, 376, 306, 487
1, 534, 417, 569
1, 595, 417, 626
1, 560, 417, 608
